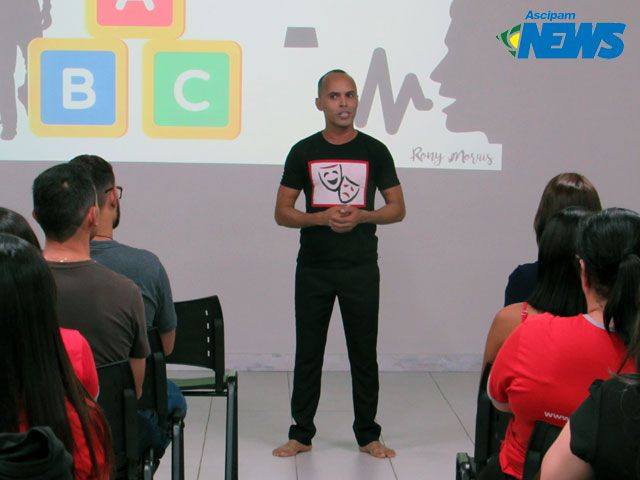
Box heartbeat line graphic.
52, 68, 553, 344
356, 48, 433, 135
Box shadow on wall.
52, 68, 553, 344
430, 0, 639, 171
0, 0, 51, 141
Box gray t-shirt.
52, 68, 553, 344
90, 240, 177, 332
50, 260, 150, 365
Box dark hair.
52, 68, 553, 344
317, 69, 350, 96
69, 154, 115, 208
533, 173, 602, 244
0, 233, 112, 477
577, 208, 640, 348
0, 207, 41, 249
528, 207, 591, 316
32, 163, 97, 242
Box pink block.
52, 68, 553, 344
97, 0, 173, 27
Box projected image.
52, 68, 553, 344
0, 0, 504, 170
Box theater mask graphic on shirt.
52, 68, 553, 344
309, 160, 368, 207
317, 164, 342, 192
339, 175, 361, 203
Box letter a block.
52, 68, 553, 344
142, 40, 242, 139
28, 38, 128, 137
86, 0, 185, 38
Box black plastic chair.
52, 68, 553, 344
456, 362, 512, 480
166, 295, 238, 480
97, 360, 153, 480
140, 329, 169, 432
455, 364, 562, 480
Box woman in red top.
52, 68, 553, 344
483, 208, 640, 479
0, 233, 112, 479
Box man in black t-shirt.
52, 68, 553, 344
273, 70, 405, 458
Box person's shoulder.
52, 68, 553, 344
117, 241, 161, 264
356, 131, 389, 149
508, 261, 538, 279
91, 261, 141, 292
290, 131, 323, 150
494, 302, 524, 323
94, 241, 163, 275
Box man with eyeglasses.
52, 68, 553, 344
69, 154, 186, 426
32, 162, 162, 456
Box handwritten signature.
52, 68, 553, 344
410, 147, 494, 166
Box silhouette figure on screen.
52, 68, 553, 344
0, 0, 51, 140
430, 0, 639, 169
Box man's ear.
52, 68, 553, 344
87, 205, 99, 227
32, 209, 38, 222
108, 189, 118, 208
315, 97, 322, 111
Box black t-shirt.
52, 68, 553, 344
570, 378, 640, 479
280, 131, 400, 267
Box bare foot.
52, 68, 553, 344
272, 439, 312, 457
359, 440, 396, 458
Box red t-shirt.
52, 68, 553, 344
60, 328, 99, 398
488, 313, 634, 479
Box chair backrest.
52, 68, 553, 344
96, 360, 139, 473
474, 362, 512, 472
167, 295, 226, 393
139, 328, 169, 430
522, 421, 562, 480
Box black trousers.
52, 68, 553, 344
288, 262, 382, 446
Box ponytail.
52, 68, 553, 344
603, 252, 640, 347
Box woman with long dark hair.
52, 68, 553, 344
481, 208, 638, 480
0, 233, 112, 479
541, 210, 640, 479
483, 207, 590, 368
0, 207, 98, 398
504, 173, 601, 306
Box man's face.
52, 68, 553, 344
315, 73, 358, 130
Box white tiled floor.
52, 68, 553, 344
155, 371, 479, 479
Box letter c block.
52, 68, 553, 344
142, 40, 242, 139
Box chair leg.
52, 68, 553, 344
224, 375, 238, 480
171, 418, 184, 480
143, 457, 153, 480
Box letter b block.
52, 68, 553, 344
28, 38, 128, 137
143, 40, 241, 139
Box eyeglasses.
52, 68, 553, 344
105, 186, 123, 199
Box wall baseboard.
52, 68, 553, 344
222, 353, 482, 372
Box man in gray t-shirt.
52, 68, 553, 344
70, 154, 185, 417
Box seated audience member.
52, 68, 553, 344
0, 207, 98, 398
0, 233, 112, 479
70, 154, 186, 417
541, 216, 640, 480
504, 173, 601, 306
483, 207, 589, 368
483, 208, 638, 480
32, 164, 166, 456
